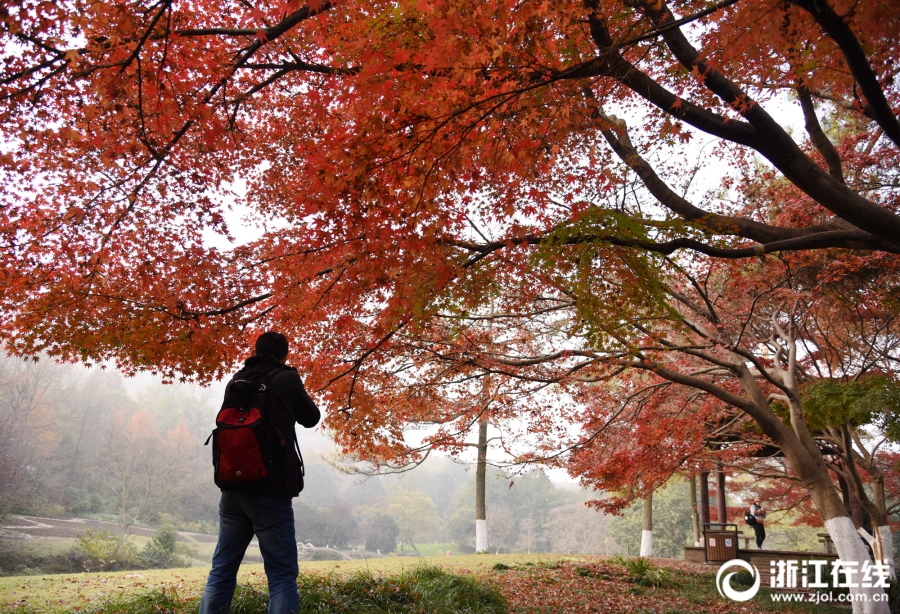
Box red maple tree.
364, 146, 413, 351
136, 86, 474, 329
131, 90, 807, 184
3, 2, 900, 607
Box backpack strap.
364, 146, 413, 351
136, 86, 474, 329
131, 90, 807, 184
295, 438, 305, 477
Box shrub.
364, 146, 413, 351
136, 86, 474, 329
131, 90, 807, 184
140, 524, 192, 569
74, 528, 138, 572
305, 548, 346, 561
612, 555, 674, 589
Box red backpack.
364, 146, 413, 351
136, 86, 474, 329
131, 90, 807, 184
207, 369, 299, 490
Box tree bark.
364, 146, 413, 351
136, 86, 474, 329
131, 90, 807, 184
699, 470, 710, 538
640, 492, 652, 557
690, 475, 701, 546
716, 467, 727, 525
475, 415, 489, 553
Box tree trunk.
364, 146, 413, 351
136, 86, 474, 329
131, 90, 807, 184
826, 516, 890, 614
869, 475, 896, 579
796, 457, 890, 613
475, 415, 489, 554
690, 475, 701, 546
699, 470, 710, 545
640, 492, 652, 557
716, 467, 727, 525
732, 371, 890, 612
838, 472, 868, 530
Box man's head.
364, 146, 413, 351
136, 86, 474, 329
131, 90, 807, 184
254, 331, 290, 362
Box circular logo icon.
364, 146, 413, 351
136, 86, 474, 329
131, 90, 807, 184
716, 559, 760, 602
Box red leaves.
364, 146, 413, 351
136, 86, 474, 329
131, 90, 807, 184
489, 560, 772, 614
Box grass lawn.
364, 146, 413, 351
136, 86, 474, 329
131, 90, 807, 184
0, 553, 544, 611
0, 555, 871, 613
405, 543, 466, 556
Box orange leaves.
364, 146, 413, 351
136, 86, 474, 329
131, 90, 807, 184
0, 0, 899, 476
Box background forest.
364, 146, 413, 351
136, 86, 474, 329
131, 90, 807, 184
0, 352, 674, 575
0, 352, 889, 577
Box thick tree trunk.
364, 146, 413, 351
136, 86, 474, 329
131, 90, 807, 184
840, 432, 896, 579
475, 415, 489, 554
640, 492, 652, 557
731, 369, 890, 612
716, 467, 727, 524
839, 472, 868, 530
690, 475, 701, 546
802, 463, 890, 613
826, 516, 891, 614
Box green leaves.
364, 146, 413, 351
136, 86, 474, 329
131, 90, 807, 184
530, 205, 671, 344
803, 376, 900, 436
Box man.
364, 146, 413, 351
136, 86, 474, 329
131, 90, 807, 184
749, 500, 766, 550
199, 332, 320, 614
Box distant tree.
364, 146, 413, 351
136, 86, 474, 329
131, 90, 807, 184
485, 502, 517, 553
548, 503, 612, 555
100, 410, 187, 558
610, 480, 693, 559
447, 508, 476, 554
360, 512, 399, 553
387, 490, 438, 551
294, 500, 358, 548
0, 354, 66, 520
515, 516, 545, 555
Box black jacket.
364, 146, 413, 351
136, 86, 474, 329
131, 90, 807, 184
220, 354, 320, 499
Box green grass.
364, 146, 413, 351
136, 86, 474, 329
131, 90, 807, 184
406, 543, 465, 556
0, 553, 545, 611
3, 566, 507, 614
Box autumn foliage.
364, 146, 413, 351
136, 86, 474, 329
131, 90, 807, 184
2, 1, 900, 566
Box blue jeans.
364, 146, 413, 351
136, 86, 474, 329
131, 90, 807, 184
198, 492, 299, 614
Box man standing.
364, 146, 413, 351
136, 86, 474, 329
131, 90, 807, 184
199, 332, 320, 614
749, 500, 766, 550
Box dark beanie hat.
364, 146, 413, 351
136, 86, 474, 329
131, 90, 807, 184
255, 331, 289, 359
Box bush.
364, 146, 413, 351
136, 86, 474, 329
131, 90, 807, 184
140, 524, 192, 569
74, 528, 138, 572
612, 555, 674, 589
305, 548, 346, 561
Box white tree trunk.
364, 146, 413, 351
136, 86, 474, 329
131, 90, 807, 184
826, 516, 890, 614
639, 493, 652, 557
475, 519, 489, 553
639, 530, 653, 557
858, 525, 896, 580
876, 525, 895, 581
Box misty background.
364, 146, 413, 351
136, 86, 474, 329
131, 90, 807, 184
0, 353, 698, 575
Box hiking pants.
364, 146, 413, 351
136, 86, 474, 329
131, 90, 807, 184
199, 492, 299, 614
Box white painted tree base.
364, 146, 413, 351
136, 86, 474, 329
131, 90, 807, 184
858, 525, 896, 581
877, 525, 896, 580
475, 519, 489, 553
639, 530, 652, 557
826, 517, 890, 614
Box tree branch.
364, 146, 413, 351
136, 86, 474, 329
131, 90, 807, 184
792, 0, 900, 148
798, 85, 845, 183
